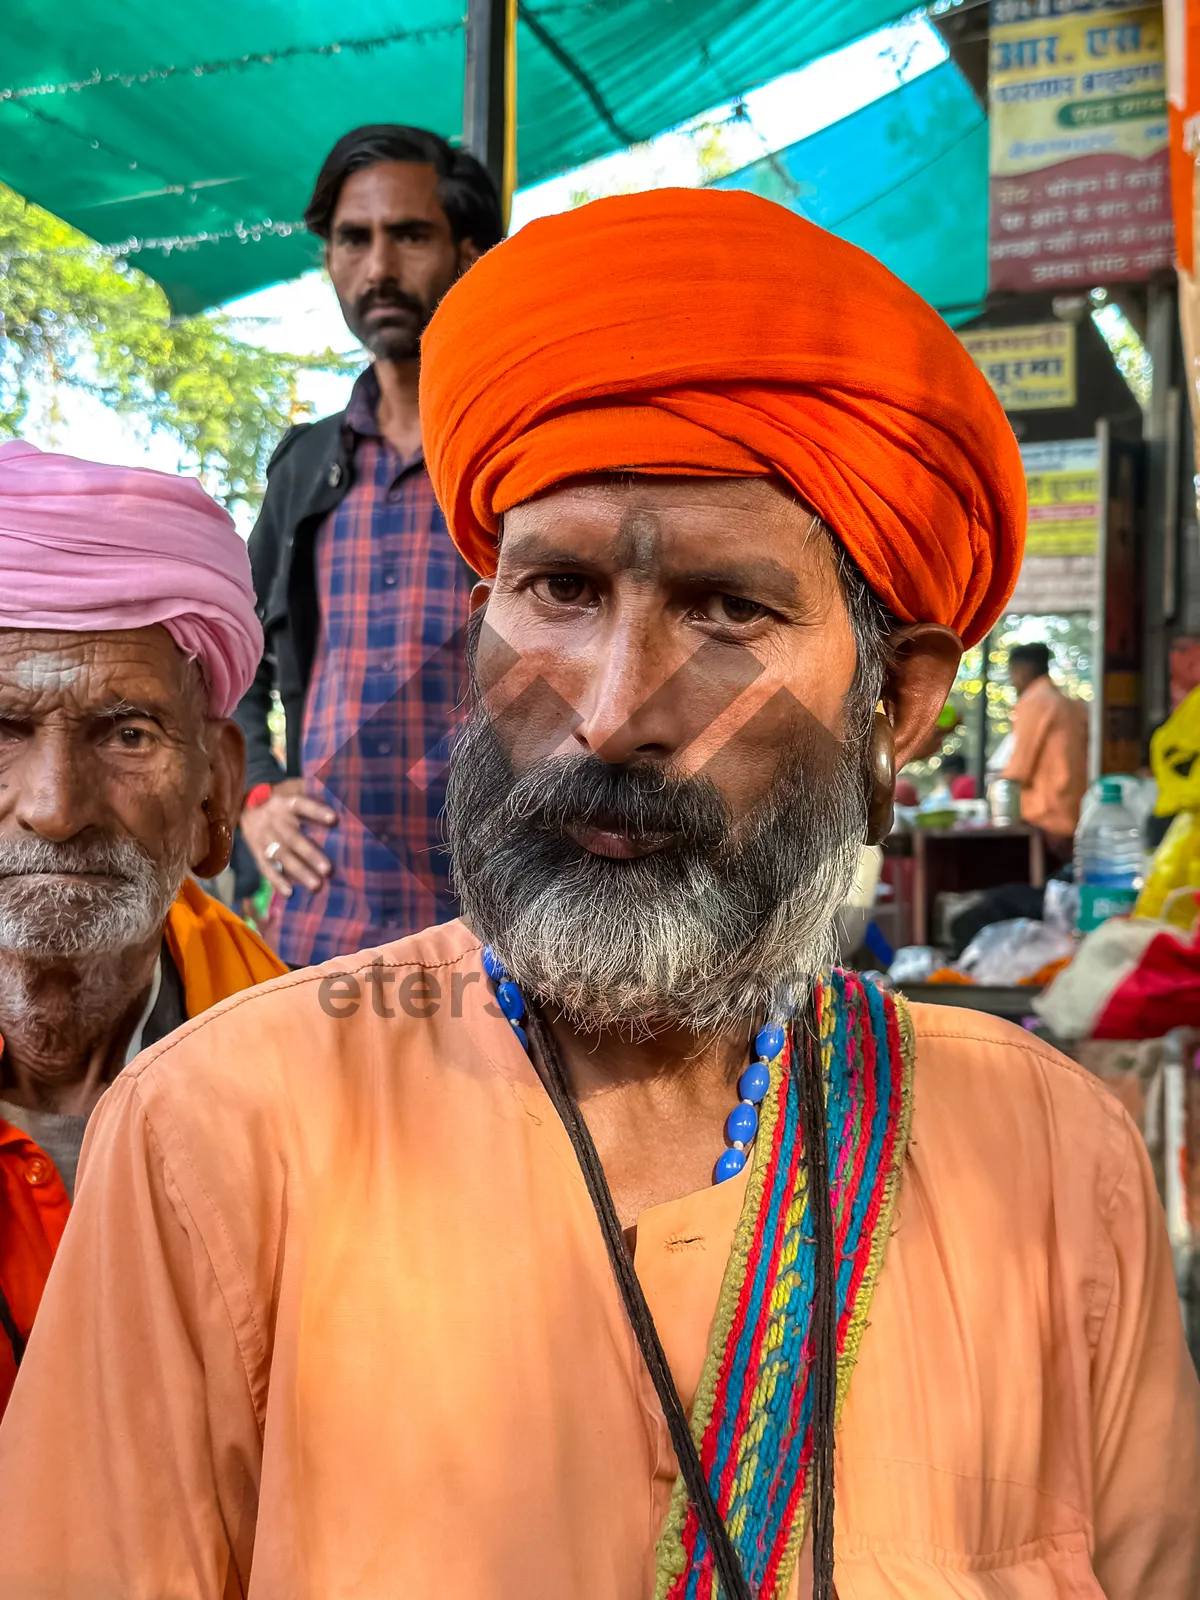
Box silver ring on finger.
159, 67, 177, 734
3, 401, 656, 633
265, 840, 283, 865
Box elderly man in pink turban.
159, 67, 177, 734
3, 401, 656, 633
0, 440, 285, 1415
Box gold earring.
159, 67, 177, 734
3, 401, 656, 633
865, 711, 895, 846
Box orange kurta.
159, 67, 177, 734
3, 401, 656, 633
0, 919, 1195, 1598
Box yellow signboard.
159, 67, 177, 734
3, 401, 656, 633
959, 322, 1077, 410
1008, 438, 1102, 613
991, 0, 1168, 178
988, 0, 1173, 290
1023, 437, 1101, 555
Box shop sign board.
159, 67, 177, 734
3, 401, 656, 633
1008, 437, 1102, 611
989, 0, 1173, 292
959, 321, 1077, 408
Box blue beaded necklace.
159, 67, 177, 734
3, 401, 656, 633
482, 945, 785, 1185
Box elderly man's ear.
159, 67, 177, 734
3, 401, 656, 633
864, 624, 962, 846
191, 721, 247, 880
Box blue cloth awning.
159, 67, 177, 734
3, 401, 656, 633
712, 61, 988, 322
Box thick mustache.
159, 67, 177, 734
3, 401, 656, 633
357, 288, 424, 318
0, 839, 145, 879
502, 757, 730, 854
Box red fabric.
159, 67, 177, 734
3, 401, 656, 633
1168, 3, 1200, 273
1094, 924, 1200, 1039
0, 1121, 70, 1413
950, 775, 977, 800
421, 188, 1026, 647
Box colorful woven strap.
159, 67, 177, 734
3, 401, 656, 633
654, 972, 914, 1600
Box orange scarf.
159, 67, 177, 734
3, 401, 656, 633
164, 876, 286, 1018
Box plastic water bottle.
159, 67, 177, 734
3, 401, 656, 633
1075, 777, 1143, 934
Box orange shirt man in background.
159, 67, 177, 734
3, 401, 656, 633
0, 192, 1195, 1600
1002, 641, 1090, 854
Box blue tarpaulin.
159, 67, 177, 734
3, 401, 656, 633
712, 60, 988, 322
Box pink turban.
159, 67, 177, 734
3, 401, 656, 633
0, 441, 261, 717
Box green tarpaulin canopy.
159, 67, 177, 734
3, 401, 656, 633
712, 60, 988, 322
1, 0, 911, 312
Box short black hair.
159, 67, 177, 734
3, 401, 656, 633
941, 752, 967, 776
1008, 642, 1052, 678
304, 124, 503, 252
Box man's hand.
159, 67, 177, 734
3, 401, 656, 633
241, 779, 337, 897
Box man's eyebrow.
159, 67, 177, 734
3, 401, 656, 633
94, 699, 169, 726
675, 562, 801, 605
502, 536, 803, 604
334, 215, 435, 234
501, 534, 605, 568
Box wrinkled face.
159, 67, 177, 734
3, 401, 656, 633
0, 627, 219, 959
326, 161, 475, 363
445, 476, 876, 1032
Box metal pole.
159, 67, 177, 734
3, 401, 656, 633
975, 628, 991, 798
463, 0, 517, 228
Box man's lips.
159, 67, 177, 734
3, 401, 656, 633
564, 823, 672, 860
363, 302, 418, 322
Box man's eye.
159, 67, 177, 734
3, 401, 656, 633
111, 726, 153, 750
712, 594, 767, 624
537, 575, 590, 604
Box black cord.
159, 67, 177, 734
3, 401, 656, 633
524, 1005, 752, 1600
0, 1281, 25, 1371
796, 1003, 837, 1600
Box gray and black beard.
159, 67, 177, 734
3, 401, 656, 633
445, 701, 869, 1036
0, 833, 188, 960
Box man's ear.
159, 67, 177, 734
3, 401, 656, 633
458, 238, 483, 273
191, 720, 246, 879
470, 579, 493, 615
883, 624, 963, 769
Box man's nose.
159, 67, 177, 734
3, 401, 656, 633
571, 624, 762, 768
364, 230, 401, 287
10, 734, 97, 842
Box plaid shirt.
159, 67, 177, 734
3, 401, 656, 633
277, 369, 474, 967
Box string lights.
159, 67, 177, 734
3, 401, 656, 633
0, 218, 307, 267
0, 21, 459, 104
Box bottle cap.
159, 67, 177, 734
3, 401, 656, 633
1097, 777, 1124, 804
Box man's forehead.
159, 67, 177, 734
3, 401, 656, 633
499, 476, 830, 593
333, 160, 442, 224
0, 626, 195, 705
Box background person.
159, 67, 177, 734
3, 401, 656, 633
236, 125, 502, 966
941, 751, 976, 799
1001, 641, 1089, 857
0, 441, 285, 1412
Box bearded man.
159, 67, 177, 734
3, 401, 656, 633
0, 194, 1195, 1599
0, 441, 285, 1414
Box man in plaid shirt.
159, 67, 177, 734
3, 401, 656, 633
236, 126, 502, 966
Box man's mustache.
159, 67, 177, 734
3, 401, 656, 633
501, 753, 731, 856
0, 835, 148, 880
355, 285, 426, 320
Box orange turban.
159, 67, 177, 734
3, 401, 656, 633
421, 188, 1025, 647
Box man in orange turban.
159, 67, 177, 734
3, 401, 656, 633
0, 192, 1195, 1600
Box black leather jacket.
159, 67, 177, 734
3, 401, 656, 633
233, 414, 356, 788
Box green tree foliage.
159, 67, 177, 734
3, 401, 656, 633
0, 183, 353, 507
